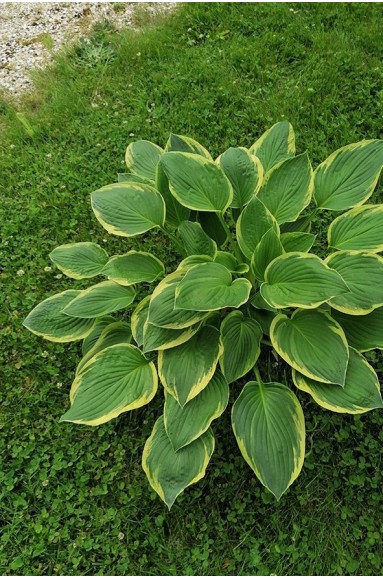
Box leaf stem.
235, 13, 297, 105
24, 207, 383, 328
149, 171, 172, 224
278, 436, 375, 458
253, 365, 263, 385
261, 338, 272, 347
218, 212, 243, 261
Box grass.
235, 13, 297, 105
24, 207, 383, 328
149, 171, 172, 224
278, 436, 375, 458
1, 2, 383, 574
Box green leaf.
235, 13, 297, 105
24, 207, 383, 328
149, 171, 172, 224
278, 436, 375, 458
148, 272, 209, 328
82, 316, 116, 355
23, 290, 95, 342
251, 228, 284, 282
131, 296, 151, 347
77, 321, 132, 374
117, 173, 152, 185
232, 380, 305, 500
125, 139, 163, 181
257, 153, 313, 224
164, 371, 229, 450
220, 311, 262, 383
175, 262, 252, 312
197, 211, 228, 245
101, 251, 165, 286
249, 307, 276, 335
214, 251, 249, 273
326, 251, 383, 315
280, 232, 315, 253
331, 308, 383, 352
160, 152, 233, 212
260, 252, 349, 309
250, 290, 277, 313
216, 147, 263, 208
178, 221, 217, 257
165, 133, 212, 159
91, 183, 165, 237
49, 242, 108, 280
293, 348, 383, 414
61, 344, 157, 425
236, 197, 279, 259
177, 255, 213, 270
143, 320, 202, 353
62, 281, 136, 318
271, 309, 349, 385
280, 216, 312, 233
314, 140, 383, 210
328, 204, 383, 252
142, 416, 214, 509
249, 121, 295, 173
155, 163, 190, 228
158, 325, 223, 406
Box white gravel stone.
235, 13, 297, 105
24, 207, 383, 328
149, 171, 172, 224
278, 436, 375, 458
0, 2, 175, 96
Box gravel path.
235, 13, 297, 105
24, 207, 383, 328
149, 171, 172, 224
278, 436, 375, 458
0, 2, 174, 95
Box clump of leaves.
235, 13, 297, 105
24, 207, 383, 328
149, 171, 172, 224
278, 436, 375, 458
24, 122, 383, 508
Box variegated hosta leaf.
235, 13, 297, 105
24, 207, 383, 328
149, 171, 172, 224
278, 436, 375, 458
280, 232, 315, 253
125, 139, 163, 181
314, 140, 383, 211
251, 228, 284, 282
164, 371, 229, 451
326, 251, 383, 315
77, 321, 132, 374
82, 316, 116, 355
158, 325, 223, 406
91, 183, 165, 237
328, 205, 383, 252
197, 211, 227, 246
142, 320, 202, 353
271, 309, 349, 386
49, 242, 108, 280
249, 308, 276, 336
220, 311, 262, 383
131, 296, 151, 347
214, 251, 249, 274
62, 281, 136, 318
23, 290, 95, 342
236, 197, 279, 259
117, 173, 152, 185
250, 290, 277, 313
249, 121, 295, 173
178, 221, 217, 257
165, 133, 212, 159
175, 262, 252, 312
61, 344, 157, 425
177, 255, 213, 270
160, 152, 233, 212
293, 348, 383, 414
280, 215, 312, 233
101, 251, 165, 286
148, 272, 209, 328
232, 381, 305, 500
331, 308, 383, 352
216, 147, 263, 209
257, 153, 313, 224
142, 416, 215, 509
260, 252, 349, 309
155, 163, 190, 228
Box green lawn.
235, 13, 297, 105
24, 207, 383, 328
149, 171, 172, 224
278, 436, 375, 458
1, 3, 383, 575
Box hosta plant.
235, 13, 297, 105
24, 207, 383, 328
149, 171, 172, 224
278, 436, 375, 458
24, 122, 383, 508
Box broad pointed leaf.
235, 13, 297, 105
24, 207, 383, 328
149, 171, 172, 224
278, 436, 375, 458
220, 311, 262, 383
160, 152, 233, 212
270, 309, 349, 385
249, 121, 295, 173
326, 251, 383, 315
280, 232, 315, 253
165, 133, 212, 159
232, 380, 305, 500
143, 320, 202, 353
257, 153, 313, 224
178, 221, 217, 257
155, 163, 190, 228
23, 290, 95, 343
260, 252, 349, 309
216, 147, 263, 208
62, 281, 136, 318
331, 308, 383, 352
77, 321, 132, 374
117, 173, 152, 185
236, 197, 279, 259
158, 325, 223, 406
142, 417, 214, 509
91, 183, 165, 237
82, 316, 116, 355
293, 348, 383, 414
131, 296, 151, 347
314, 140, 383, 210
102, 251, 164, 286
251, 228, 284, 282
280, 216, 312, 233
164, 371, 229, 451
328, 205, 383, 252
49, 242, 108, 280
175, 262, 252, 312
197, 211, 227, 245
214, 251, 249, 274
61, 344, 157, 425
125, 139, 163, 181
